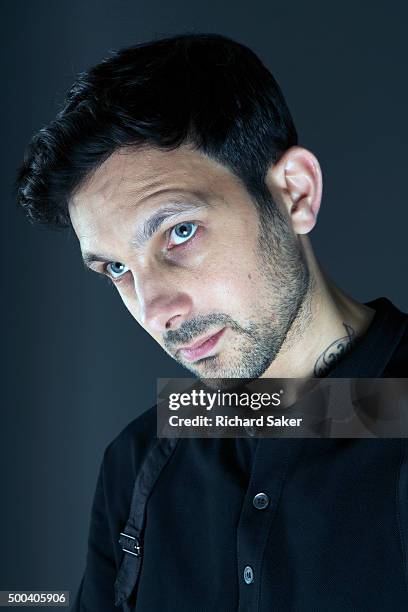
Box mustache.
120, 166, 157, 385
163, 313, 242, 352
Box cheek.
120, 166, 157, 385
195, 259, 261, 314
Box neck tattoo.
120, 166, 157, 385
313, 323, 356, 377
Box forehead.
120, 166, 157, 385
69, 144, 245, 223
67, 145, 261, 263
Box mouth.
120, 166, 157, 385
177, 327, 226, 363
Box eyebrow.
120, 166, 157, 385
81, 199, 210, 268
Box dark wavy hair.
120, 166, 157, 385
15, 33, 298, 230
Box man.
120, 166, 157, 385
16, 33, 408, 611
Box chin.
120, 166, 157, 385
190, 355, 241, 384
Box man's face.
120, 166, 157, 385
69, 145, 310, 379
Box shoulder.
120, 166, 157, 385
99, 405, 158, 520
104, 404, 158, 472
383, 325, 408, 376
378, 298, 408, 376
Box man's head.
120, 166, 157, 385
16, 33, 323, 379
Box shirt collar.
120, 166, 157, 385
326, 297, 407, 378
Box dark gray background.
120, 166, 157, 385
1, 0, 407, 605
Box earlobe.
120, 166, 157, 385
268, 146, 323, 235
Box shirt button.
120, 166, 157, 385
253, 492, 270, 510
243, 565, 254, 584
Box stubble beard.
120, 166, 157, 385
169, 200, 311, 381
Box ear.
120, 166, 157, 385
266, 146, 323, 235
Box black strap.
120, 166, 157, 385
114, 436, 180, 608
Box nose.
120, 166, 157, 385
136, 275, 193, 335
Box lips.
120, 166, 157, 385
178, 327, 226, 362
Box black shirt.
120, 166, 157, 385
71, 297, 408, 611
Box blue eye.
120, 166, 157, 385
170, 222, 198, 245
106, 261, 129, 280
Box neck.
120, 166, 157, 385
261, 235, 376, 379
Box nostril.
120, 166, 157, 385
166, 314, 182, 330
166, 316, 176, 330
